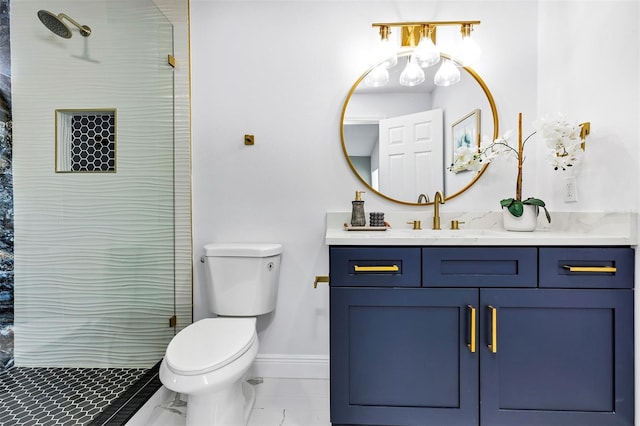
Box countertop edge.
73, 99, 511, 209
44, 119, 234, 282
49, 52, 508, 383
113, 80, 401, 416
325, 211, 638, 246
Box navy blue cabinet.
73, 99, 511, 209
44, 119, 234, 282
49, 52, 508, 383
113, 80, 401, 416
480, 288, 634, 426
331, 287, 479, 426
329, 246, 634, 426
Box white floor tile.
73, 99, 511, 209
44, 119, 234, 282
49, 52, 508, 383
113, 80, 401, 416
248, 377, 330, 425
248, 407, 330, 426
126, 389, 187, 426
129, 377, 330, 426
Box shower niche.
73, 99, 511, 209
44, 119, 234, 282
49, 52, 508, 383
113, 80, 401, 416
55, 109, 116, 172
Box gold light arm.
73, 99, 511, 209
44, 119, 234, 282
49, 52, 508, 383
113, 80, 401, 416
562, 265, 616, 273
353, 265, 399, 272
460, 23, 474, 38
487, 305, 497, 353
467, 305, 477, 353
378, 25, 390, 40
399, 24, 439, 47
373, 21, 480, 48
424, 24, 437, 44
372, 20, 481, 28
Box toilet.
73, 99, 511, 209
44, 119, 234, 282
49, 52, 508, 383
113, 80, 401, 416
159, 243, 282, 426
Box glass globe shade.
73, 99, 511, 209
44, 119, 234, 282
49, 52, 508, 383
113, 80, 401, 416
399, 59, 425, 87
376, 38, 398, 69
454, 36, 481, 66
364, 64, 389, 87
434, 59, 461, 86
413, 37, 440, 68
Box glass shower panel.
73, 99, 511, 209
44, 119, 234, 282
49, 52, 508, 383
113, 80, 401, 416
13, 0, 175, 368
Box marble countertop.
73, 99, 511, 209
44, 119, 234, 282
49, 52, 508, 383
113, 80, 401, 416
326, 211, 638, 246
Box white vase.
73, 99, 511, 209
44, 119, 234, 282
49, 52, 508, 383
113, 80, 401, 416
502, 204, 538, 232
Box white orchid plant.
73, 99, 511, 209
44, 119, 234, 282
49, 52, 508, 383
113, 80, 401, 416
448, 112, 588, 222
536, 113, 585, 171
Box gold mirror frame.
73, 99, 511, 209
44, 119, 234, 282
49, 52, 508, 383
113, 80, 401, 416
340, 53, 499, 206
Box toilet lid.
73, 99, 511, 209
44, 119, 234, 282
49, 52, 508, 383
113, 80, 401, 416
203, 243, 282, 257
165, 317, 257, 376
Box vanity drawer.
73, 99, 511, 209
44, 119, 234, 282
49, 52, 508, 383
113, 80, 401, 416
422, 247, 537, 287
539, 247, 634, 289
329, 247, 421, 287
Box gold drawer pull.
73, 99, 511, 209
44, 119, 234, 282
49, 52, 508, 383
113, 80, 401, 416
562, 265, 617, 273
487, 305, 497, 353
467, 305, 477, 353
353, 264, 399, 272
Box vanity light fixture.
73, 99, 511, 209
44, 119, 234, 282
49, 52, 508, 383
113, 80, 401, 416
369, 21, 481, 88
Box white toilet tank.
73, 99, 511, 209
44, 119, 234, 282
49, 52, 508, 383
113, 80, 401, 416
203, 243, 282, 316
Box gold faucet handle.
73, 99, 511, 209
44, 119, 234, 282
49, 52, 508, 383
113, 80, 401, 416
450, 220, 465, 230
407, 220, 422, 230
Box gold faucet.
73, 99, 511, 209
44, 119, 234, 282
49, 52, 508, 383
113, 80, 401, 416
417, 193, 430, 204
432, 191, 444, 230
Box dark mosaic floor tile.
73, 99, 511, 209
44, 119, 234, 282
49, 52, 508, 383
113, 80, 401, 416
0, 367, 147, 425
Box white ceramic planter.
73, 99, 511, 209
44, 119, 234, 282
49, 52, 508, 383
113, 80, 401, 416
502, 204, 538, 232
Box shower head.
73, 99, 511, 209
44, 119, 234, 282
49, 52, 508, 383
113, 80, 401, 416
37, 10, 91, 39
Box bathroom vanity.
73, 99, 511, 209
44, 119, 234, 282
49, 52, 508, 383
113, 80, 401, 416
325, 212, 636, 426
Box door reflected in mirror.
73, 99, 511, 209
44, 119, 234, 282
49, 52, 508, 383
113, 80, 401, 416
341, 53, 498, 205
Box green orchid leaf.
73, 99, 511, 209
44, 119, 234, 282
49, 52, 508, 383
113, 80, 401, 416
500, 196, 551, 222
541, 206, 551, 223
521, 197, 551, 223
500, 198, 514, 208
523, 198, 545, 207
508, 201, 524, 217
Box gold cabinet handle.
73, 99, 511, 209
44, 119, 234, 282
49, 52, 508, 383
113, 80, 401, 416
467, 305, 476, 353
562, 265, 617, 273
353, 265, 399, 272
313, 275, 329, 289
487, 305, 497, 353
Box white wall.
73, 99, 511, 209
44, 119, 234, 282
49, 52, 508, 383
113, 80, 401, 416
190, 0, 543, 372
191, 0, 639, 412
192, 0, 639, 374
536, 1, 639, 210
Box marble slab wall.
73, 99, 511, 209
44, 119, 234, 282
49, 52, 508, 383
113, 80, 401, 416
0, 0, 13, 370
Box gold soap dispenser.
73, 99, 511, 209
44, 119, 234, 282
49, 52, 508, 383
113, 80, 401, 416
351, 191, 366, 227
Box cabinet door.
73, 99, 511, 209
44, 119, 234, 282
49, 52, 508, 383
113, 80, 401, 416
330, 287, 479, 426
480, 289, 634, 426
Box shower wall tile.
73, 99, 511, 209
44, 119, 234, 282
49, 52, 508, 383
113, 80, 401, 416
10, 1, 191, 368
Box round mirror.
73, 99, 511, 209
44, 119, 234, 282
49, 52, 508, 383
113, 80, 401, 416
341, 52, 499, 205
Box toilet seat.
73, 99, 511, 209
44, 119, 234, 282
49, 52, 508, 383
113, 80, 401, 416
165, 317, 257, 376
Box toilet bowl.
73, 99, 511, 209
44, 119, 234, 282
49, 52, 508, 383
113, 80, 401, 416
159, 317, 259, 425
159, 243, 282, 426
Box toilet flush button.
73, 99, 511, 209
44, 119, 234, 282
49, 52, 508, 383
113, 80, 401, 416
267, 262, 274, 271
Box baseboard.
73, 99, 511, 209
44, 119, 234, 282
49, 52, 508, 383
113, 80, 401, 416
247, 354, 329, 380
